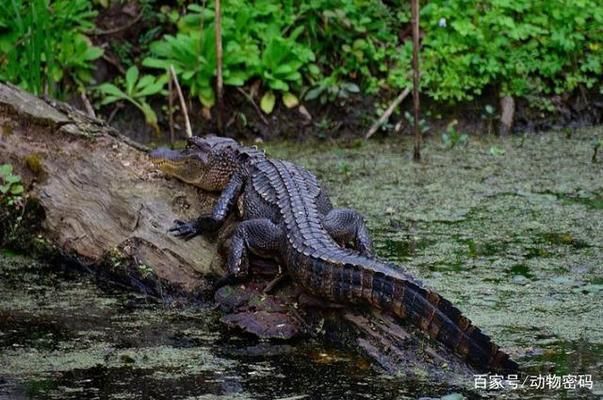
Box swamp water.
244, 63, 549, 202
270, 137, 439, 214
1, 129, 602, 399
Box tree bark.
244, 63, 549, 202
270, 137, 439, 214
0, 83, 220, 293
0, 83, 475, 380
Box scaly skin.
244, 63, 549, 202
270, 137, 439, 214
150, 136, 518, 373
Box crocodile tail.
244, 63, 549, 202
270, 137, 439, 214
363, 267, 518, 373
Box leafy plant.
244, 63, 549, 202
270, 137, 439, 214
297, 0, 403, 94
260, 29, 314, 92
305, 74, 360, 105
415, 0, 603, 102
96, 66, 168, 132
404, 111, 430, 135
0, 0, 103, 96
144, 29, 220, 107
441, 120, 468, 149
258, 29, 315, 112
144, 2, 317, 110
0, 164, 24, 207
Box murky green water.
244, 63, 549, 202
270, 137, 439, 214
1, 128, 602, 399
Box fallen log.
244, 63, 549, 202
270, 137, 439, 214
0, 83, 475, 383
0, 83, 220, 294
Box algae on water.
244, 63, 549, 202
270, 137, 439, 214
1, 128, 602, 399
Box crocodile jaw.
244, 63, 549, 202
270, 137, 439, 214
149, 147, 199, 180
149, 138, 239, 191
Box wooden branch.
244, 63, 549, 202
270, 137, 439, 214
80, 91, 96, 118
102, 53, 126, 75
169, 66, 192, 138
168, 72, 175, 145
214, 0, 224, 133
411, 0, 422, 161
365, 88, 410, 139
236, 87, 269, 126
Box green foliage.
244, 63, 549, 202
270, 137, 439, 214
144, 29, 219, 107
414, 0, 603, 102
143, 1, 400, 109
260, 91, 276, 114
96, 66, 167, 132
0, 164, 24, 207
0, 0, 103, 96
260, 28, 314, 92
305, 78, 360, 105
2, 0, 600, 116
297, 0, 405, 95
142, 0, 601, 109
404, 111, 430, 135
441, 120, 468, 149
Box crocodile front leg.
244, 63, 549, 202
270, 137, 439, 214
323, 208, 373, 256
220, 218, 283, 285
170, 173, 244, 240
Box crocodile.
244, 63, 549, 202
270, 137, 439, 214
150, 135, 518, 373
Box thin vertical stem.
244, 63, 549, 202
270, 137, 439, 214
169, 65, 192, 138
168, 72, 175, 146
411, 0, 421, 162
214, 0, 224, 134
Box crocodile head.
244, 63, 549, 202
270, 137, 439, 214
149, 136, 245, 191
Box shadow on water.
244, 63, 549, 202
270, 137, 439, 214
2, 129, 603, 399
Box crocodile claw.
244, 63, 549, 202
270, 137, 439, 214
168, 219, 200, 240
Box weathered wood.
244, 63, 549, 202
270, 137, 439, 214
0, 83, 475, 380
499, 95, 515, 135
0, 83, 220, 293
214, 280, 475, 381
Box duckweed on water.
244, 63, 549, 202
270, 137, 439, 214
1, 128, 602, 399
0, 255, 475, 399
265, 128, 602, 392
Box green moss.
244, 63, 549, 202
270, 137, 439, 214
24, 153, 45, 176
